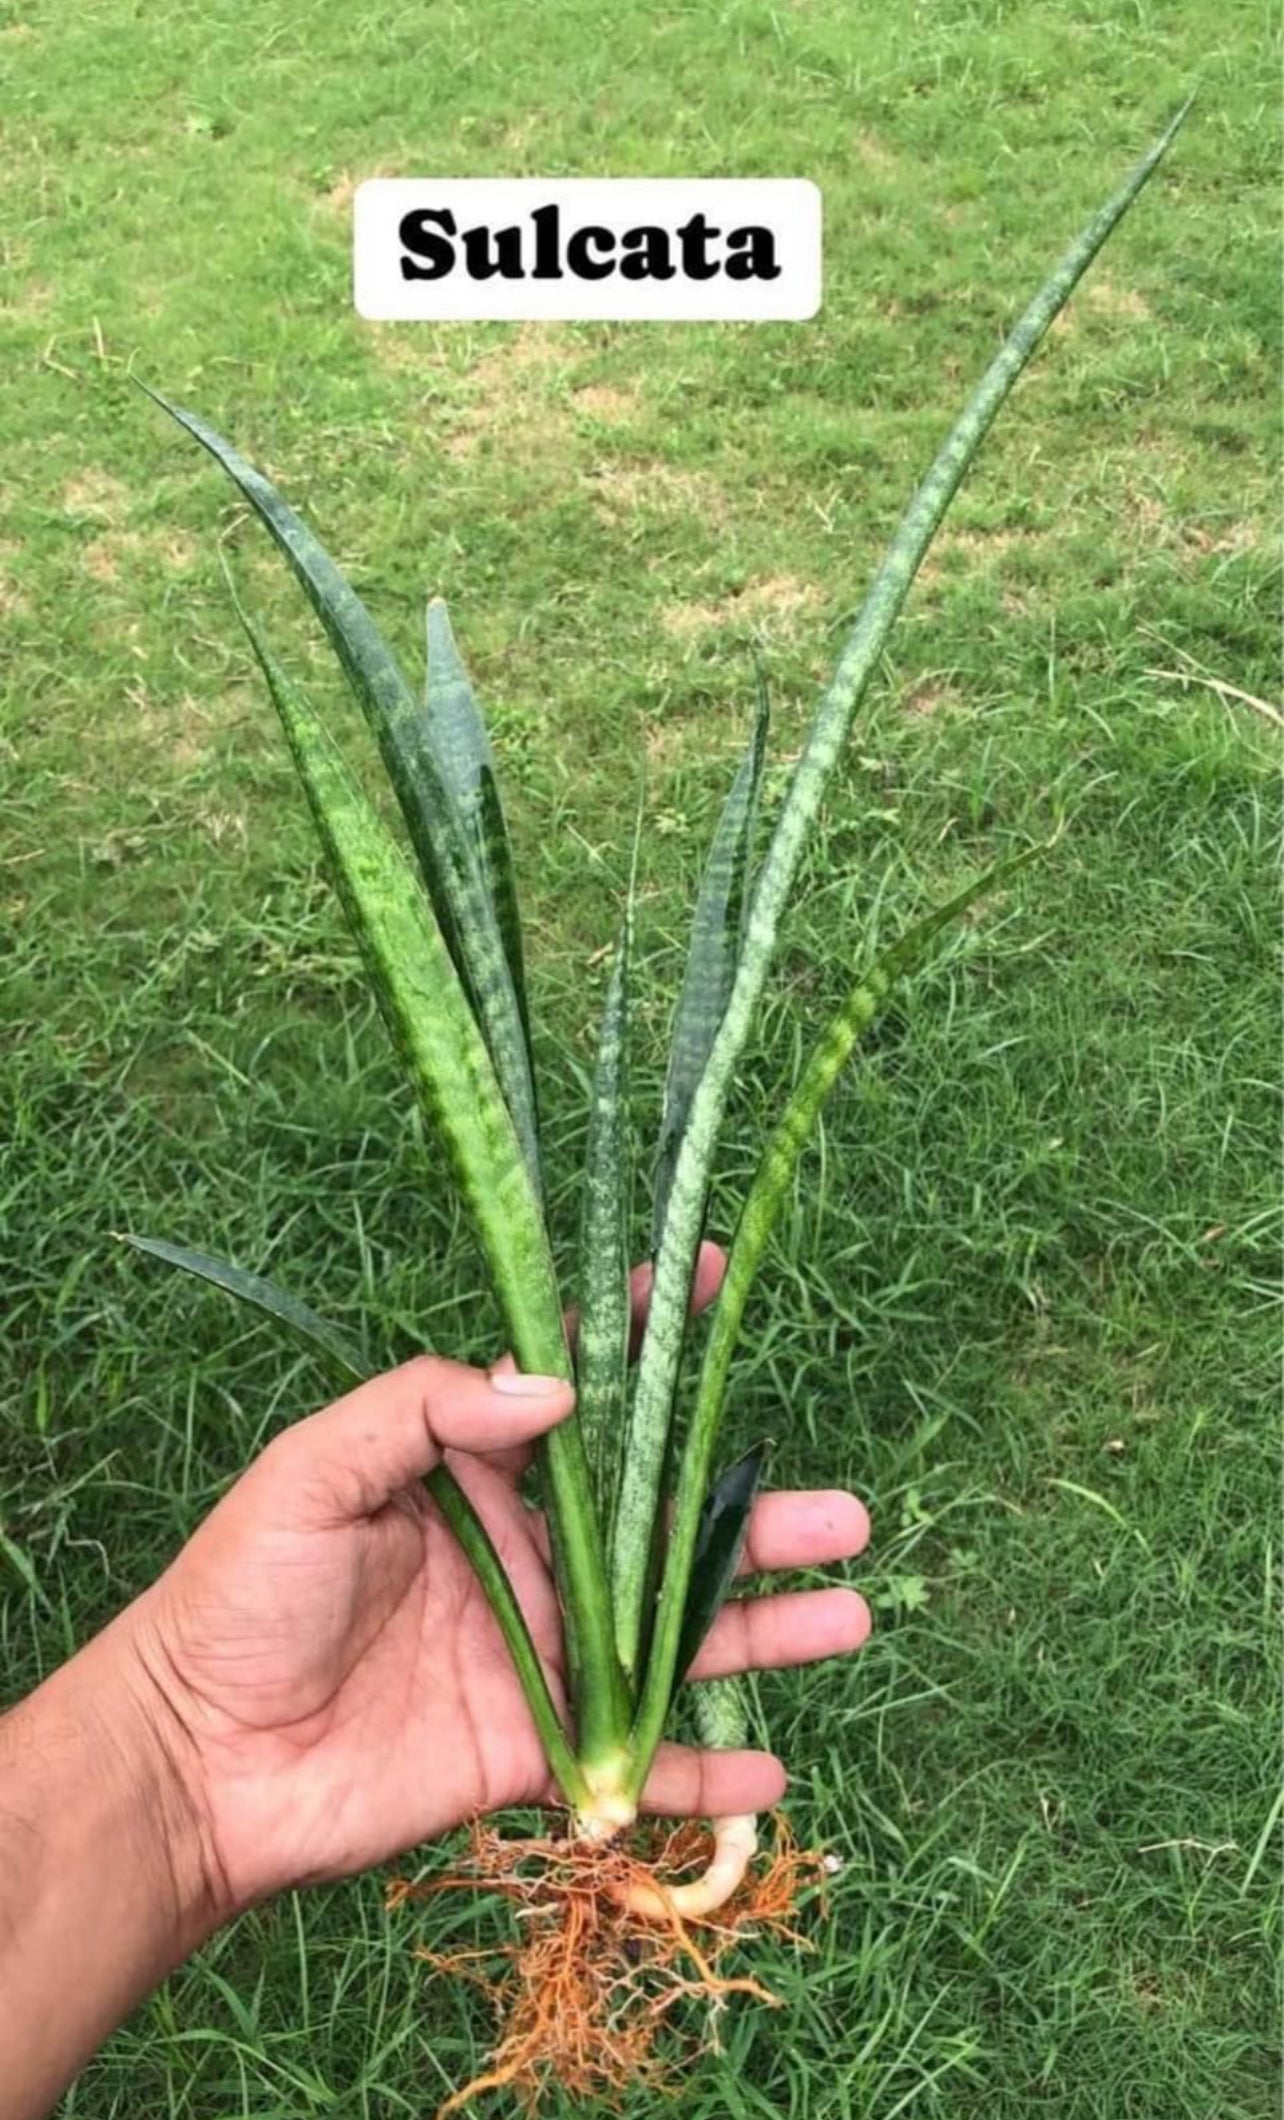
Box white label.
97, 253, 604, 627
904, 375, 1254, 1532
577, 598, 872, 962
353, 179, 821, 322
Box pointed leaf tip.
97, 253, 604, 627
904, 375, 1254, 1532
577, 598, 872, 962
120, 1235, 371, 1385
673, 1440, 771, 1691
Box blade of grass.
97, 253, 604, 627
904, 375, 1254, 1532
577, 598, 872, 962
629, 843, 1049, 1782
143, 388, 540, 1184
234, 598, 628, 1758
613, 107, 1188, 1683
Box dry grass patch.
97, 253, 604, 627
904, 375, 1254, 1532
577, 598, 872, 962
660, 573, 820, 641
9, 277, 53, 319
1052, 275, 1153, 342
317, 166, 401, 218
62, 470, 131, 524
1128, 494, 1264, 560
918, 524, 1054, 593
572, 382, 639, 423
114, 679, 253, 775
642, 716, 745, 770
81, 526, 199, 584
1083, 276, 1152, 322
588, 460, 729, 523
0, 540, 28, 618
853, 130, 897, 174
903, 677, 967, 719
435, 326, 576, 462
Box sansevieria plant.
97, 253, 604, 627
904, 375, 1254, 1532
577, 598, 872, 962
121, 108, 1186, 2100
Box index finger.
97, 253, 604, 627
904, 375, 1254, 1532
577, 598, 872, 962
479, 1240, 727, 1481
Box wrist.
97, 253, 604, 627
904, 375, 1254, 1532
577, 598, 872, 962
105, 1600, 240, 1941
0, 1611, 231, 2120
18, 1605, 233, 1951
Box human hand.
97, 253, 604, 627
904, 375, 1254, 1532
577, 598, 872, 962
121, 1243, 870, 1923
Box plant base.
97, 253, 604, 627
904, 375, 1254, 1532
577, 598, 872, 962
387, 1814, 821, 2117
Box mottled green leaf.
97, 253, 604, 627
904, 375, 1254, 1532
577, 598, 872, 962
632, 843, 1049, 1765
575, 917, 634, 1537
651, 668, 769, 1253
232, 602, 559, 1367
424, 598, 533, 1064
144, 389, 540, 1184
233, 601, 627, 1750
691, 1675, 751, 1752
614, 106, 1186, 1694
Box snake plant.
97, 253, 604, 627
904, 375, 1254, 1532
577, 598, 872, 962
123, 110, 1186, 1884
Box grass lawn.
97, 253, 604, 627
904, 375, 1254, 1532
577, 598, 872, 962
1, 1, 1278, 2114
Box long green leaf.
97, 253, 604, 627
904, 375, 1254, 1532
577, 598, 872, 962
612, 108, 1188, 1685
144, 388, 540, 1185
651, 669, 770, 1255
424, 598, 533, 1063
610, 679, 769, 1671
628, 843, 1048, 1780
116, 1235, 369, 1385
118, 1234, 589, 1804
691, 1675, 751, 1753
575, 919, 634, 1537
233, 600, 629, 1756
673, 1440, 770, 1693
425, 1466, 592, 1809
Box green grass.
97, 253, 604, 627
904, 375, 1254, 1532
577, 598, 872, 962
1, 0, 1278, 2114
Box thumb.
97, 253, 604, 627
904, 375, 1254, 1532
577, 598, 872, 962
275, 1355, 575, 1517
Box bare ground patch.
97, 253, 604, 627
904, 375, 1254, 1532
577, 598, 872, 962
660, 573, 821, 641
80, 527, 199, 584
62, 471, 131, 523
0, 541, 28, 618
572, 383, 640, 423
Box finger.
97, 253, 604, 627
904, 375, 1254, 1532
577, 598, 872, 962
626, 1238, 726, 1357
493, 1239, 728, 1376
687, 1587, 871, 1682
274, 1356, 575, 1519
737, 1490, 870, 1576
487, 1240, 728, 1481
638, 1741, 787, 1819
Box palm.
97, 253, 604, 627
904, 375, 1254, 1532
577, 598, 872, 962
149, 1445, 569, 1907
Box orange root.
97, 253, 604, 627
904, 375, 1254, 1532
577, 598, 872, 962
386, 1814, 822, 2118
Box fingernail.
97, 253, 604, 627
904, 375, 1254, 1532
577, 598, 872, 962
490, 1371, 568, 1397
